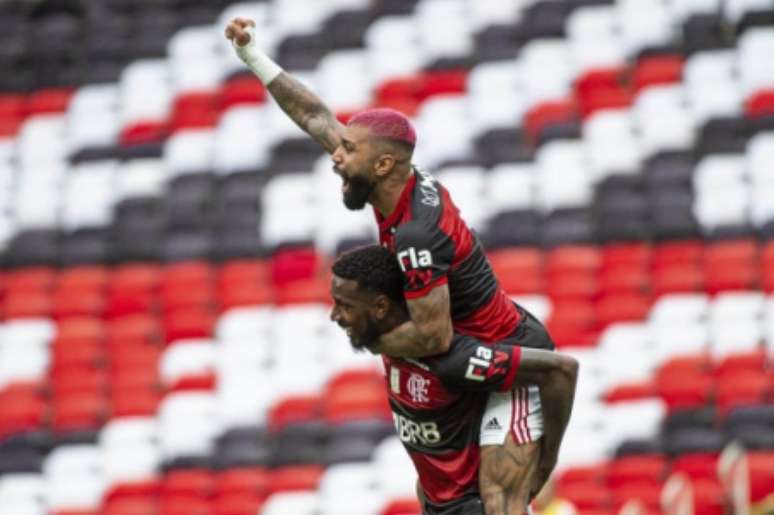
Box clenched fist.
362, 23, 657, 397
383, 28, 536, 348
224, 17, 255, 47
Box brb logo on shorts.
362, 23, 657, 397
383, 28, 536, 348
407, 372, 430, 404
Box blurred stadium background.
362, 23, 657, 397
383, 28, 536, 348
0, 0, 774, 514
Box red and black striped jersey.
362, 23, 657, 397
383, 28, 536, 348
384, 334, 522, 505
375, 167, 522, 343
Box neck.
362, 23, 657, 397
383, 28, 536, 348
370, 163, 412, 218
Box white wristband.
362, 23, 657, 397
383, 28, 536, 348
233, 26, 283, 85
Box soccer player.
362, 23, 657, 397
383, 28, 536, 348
329, 245, 578, 515
225, 18, 564, 514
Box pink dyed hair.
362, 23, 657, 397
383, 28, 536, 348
347, 108, 417, 146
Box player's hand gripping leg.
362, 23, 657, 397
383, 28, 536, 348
479, 435, 541, 515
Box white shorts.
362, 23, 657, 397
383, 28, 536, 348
480, 385, 543, 446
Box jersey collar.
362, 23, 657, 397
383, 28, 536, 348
376, 170, 417, 232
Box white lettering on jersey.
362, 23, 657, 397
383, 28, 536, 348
397, 247, 433, 271
415, 167, 440, 207
464, 346, 494, 382
393, 413, 442, 445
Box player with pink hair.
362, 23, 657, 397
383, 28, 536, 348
225, 18, 574, 515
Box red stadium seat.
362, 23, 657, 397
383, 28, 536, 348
170, 91, 222, 130
112, 264, 162, 292
275, 276, 332, 305
670, 453, 719, 481
110, 388, 162, 417
53, 289, 106, 319
5, 266, 57, 292
163, 308, 216, 343
168, 372, 216, 393
55, 317, 106, 345
57, 265, 109, 291
595, 293, 652, 328
602, 380, 657, 403
106, 289, 158, 318
51, 392, 109, 432
555, 464, 609, 491
0, 114, 22, 136
51, 368, 109, 397
218, 259, 269, 288
575, 65, 633, 117
108, 314, 162, 345
745, 89, 774, 118
714, 350, 767, 377
323, 377, 391, 423
652, 240, 704, 269
159, 496, 212, 515
211, 494, 264, 515
268, 394, 322, 431
218, 283, 274, 310
160, 287, 214, 314
0, 385, 48, 438
120, 121, 169, 146
2, 291, 52, 318
692, 477, 726, 515
611, 482, 663, 511
416, 70, 468, 101
264, 465, 324, 495
221, 76, 266, 108
488, 247, 544, 295
601, 243, 652, 268
748, 452, 774, 503
214, 468, 269, 498
546, 270, 598, 301
27, 87, 74, 113
598, 265, 650, 296
546, 245, 601, 275
715, 371, 771, 416
575, 67, 626, 98
651, 264, 704, 297
632, 55, 684, 92
103, 479, 162, 504
101, 498, 160, 515
163, 469, 214, 499
656, 372, 713, 412
524, 98, 578, 142
557, 482, 613, 511
607, 455, 668, 489
270, 247, 319, 286
0, 93, 28, 118
51, 340, 105, 371
547, 300, 598, 347
381, 498, 422, 515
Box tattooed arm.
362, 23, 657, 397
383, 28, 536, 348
513, 350, 578, 499
267, 72, 344, 153
368, 284, 454, 357
479, 350, 578, 514
225, 17, 344, 153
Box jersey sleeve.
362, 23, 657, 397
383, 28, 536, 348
393, 220, 455, 299
426, 334, 522, 393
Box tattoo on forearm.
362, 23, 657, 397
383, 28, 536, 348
267, 73, 341, 153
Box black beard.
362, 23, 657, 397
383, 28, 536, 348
343, 175, 375, 210
349, 317, 383, 352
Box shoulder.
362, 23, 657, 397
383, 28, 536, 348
408, 166, 445, 223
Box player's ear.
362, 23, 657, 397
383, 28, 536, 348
372, 294, 391, 320
373, 153, 395, 177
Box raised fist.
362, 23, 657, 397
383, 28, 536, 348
224, 17, 255, 47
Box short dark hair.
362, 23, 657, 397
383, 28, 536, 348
332, 245, 406, 309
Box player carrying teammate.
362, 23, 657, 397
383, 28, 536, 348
330, 245, 578, 514
225, 17, 567, 514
